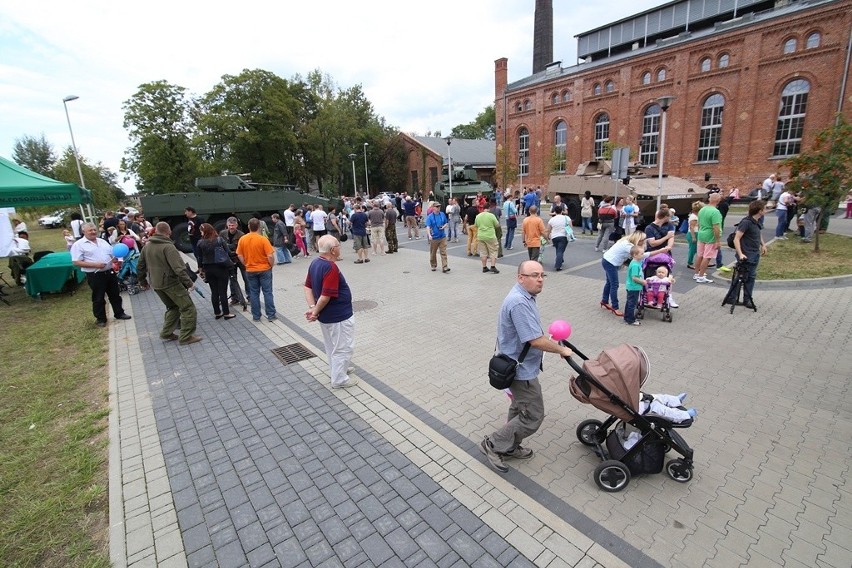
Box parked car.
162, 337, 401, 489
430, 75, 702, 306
37, 211, 65, 229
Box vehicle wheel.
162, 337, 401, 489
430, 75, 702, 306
171, 222, 194, 253
566, 198, 581, 226
594, 460, 631, 492
666, 459, 693, 483
576, 419, 604, 446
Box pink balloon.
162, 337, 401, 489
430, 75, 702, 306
548, 320, 572, 341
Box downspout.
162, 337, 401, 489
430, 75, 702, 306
837, 25, 852, 125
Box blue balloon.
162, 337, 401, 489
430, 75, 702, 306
112, 243, 130, 258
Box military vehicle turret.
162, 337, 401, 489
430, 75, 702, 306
140, 174, 333, 253
548, 161, 707, 226
433, 164, 494, 206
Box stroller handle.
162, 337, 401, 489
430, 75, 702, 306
560, 340, 588, 375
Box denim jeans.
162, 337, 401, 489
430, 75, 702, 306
624, 290, 640, 323
246, 269, 276, 320
742, 259, 758, 303
552, 236, 568, 270
775, 209, 787, 237
448, 220, 459, 241
601, 258, 620, 309
505, 223, 516, 248
582, 217, 593, 233
275, 246, 292, 264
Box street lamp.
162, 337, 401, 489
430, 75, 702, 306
62, 95, 93, 222
444, 136, 453, 201
656, 95, 676, 212
362, 143, 370, 197
348, 153, 358, 197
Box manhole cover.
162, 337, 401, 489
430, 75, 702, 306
271, 343, 316, 365
352, 300, 378, 312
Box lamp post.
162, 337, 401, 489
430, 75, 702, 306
362, 143, 370, 197
348, 153, 358, 197
62, 95, 93, 222
656, 95, 675, 212
444, 136, 453, 201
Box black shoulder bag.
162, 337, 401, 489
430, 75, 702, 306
488, 342, 531, 390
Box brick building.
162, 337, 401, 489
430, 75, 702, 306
494, 0, 852, 192
400, 134, 496, 196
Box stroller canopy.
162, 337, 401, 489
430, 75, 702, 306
570, 344, 650, 422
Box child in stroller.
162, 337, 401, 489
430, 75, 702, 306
637, 254, 675, 322
115, 250, 141, 295
566, 341, 695, 492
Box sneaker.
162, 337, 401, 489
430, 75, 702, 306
483, 267, 490, 273
626, 321, 641, 326
692, 274, 701, 280
777, 236, 788, 240
503, 446, 534, 460
480, 438, 508, 473
490, 267, 500, 274
332, 377, 359, 389
718, 266, 733, 273
668, 298, 679, 308
347, 366, 355, 374
695, 276, 714, 283
267, 315, 277, 321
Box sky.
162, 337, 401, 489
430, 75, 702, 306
0, 0, 662, 193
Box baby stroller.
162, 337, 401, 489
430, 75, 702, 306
116, 250, 141, 295
566, 341, 695, 492
637, 253, 674, 323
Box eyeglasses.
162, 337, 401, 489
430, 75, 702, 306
520, 273, 547, 279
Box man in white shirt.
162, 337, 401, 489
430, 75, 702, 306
8, 231, 33, 285
71, 222, 132, 327
312, 204, 329, 245
283, 204, 296, 242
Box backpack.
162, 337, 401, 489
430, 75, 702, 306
726, 220, 743, 249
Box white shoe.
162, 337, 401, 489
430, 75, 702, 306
332, 377, 359, 389
669, 298, 679, 308
696, 276, 714, 283
693, 274, 700, 280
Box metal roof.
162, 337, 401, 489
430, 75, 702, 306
408, 136, 496, 167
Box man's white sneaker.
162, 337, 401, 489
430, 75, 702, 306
693, 274, 700, 280
696, 276, 714, 283
332, 377, 359, 389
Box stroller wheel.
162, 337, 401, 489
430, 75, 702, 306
666, 458, 693, 483
594, 460, 631, 492
576, 419, 604, 446
663, 312, 672, 323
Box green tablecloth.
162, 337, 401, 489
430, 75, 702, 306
24, 252, 86, 298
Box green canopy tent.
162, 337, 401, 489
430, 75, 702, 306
0, 156, 93, 208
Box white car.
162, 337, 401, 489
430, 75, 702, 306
38, 211, 65, 229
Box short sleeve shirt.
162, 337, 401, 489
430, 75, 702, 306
522, 216, 546, 247
697, 205, 722, 244
304, 257, 353, 324
425, 212, 447, 239
625, 260, 645, 291
497, 283, 543, 380
71, 237, 113, 273
474, 212, 499, 240
349, 212, 368, 236
236, 232, 273, 272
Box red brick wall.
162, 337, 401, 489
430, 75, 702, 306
495, 0, 852, 192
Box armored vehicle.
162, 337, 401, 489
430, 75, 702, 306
433, 164, 494, 206
548, 161, 707, 226
140, 175, 332, 252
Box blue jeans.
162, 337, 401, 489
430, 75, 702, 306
775, 209, 787, 237
505, 223, 516, 248
582, 217, 593, 233
742, 259, 758, 303
601, 258, 620, 309
246, 269, 276, 320
448, 220, 459, 241
624, 290, 640, 323
552, 236, 568, 270
275, 246, 292, 264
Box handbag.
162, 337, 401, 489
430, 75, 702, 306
488, 342, 531, 390
213, 238, 233, 266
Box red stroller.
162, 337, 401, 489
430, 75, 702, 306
565, 341, 694, 492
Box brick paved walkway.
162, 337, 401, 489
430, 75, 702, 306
109, 218, 852, 567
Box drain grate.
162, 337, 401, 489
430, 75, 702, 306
271, 343, 316, 365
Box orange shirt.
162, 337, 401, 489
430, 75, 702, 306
236, 231, 274, 272
522, 215, 546, 247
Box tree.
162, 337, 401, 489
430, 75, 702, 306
122, 80, 201, 194
12, 134, 56, 176
54, 148, 123, 209
495, 144, 519, 192
784, 115, 852, 252
451, 106, 496, 140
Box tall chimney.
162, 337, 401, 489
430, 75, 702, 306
533, 0, 553, 74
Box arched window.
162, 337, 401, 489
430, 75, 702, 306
700, 58, 711, 72
806, 32, 821, 49
554, 121, 568, 173
593, 83, 602, 96
594, 113, 610, 159
774, 80, 810, 156
605, 80, 615, 93
657, 68, 667, 81
697, 94, 725, 162
642, 72, 651, 85
519, 128, 530, 177
640, 104, 661, 166
552, 93, 559, 105
562, 90, 572, 103
524, 99, 532, 111
718, 54, 729, 68
515, 101, 523, 112
784, 38, 797, 54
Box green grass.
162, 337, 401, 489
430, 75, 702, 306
757, 232, 852, 280
1, 225, 110, 568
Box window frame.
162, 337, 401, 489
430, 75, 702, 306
640, 104, 661, 167
700, 57, 711, 72
593, 113, 610, 160
783, 37, 797, 54
697, 94, 724, 163
657, 68, 667, 82
554, 121, 568, 173
642, 71, 651, 85
773, 79, 810, 157
806, 32, 820, 49
519, 128, 530, 176
593, 83, 602, 96
718, 53, 730, 68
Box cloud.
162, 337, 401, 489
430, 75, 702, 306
0, 0, 662, 192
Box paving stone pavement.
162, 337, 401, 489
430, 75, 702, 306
109, 221, 852, 567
